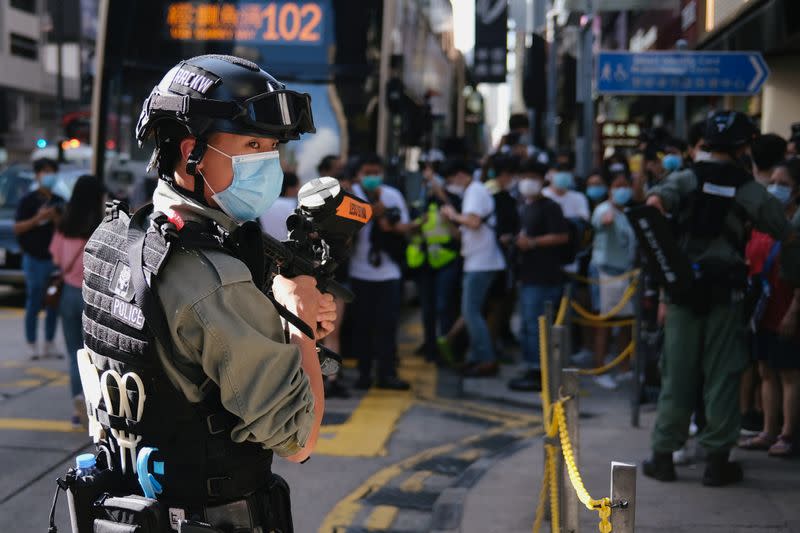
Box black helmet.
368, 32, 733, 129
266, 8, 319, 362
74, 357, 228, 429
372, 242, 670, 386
136, 54, 315, 146
703, 111, 758, 151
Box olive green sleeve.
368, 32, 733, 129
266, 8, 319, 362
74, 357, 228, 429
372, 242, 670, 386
185, 282, 314, 457
736, 182, 790, 241
156, 248, 315, 458
647, 169, 697, 212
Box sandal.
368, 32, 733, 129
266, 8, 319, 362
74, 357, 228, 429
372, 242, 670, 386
739, 432, 777, 450
768, 435, 794, 457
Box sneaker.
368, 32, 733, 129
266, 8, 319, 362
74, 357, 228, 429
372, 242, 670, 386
27, 343, 39, 360
673, 444, 691, 465
569, 348, 593, 367
43, 341, 63, 360
615, 371, 634, 384
593, 374, 618, 390
437, 337, 455, 366
508, 369, 542, 392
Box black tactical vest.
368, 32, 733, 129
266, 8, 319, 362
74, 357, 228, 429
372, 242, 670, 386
685, 161, 752, 247
82, 201, 273, 508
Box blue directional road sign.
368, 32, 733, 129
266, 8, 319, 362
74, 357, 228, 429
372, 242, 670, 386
596, 51, 769, 95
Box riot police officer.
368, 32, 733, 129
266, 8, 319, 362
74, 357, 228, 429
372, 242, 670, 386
643, 111, 800, 486
80, 55, 335, 531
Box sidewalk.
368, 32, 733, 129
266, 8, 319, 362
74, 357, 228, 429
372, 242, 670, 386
458, 367, 800, 533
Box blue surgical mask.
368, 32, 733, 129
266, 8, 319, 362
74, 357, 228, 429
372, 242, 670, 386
206, 145, 283, 224
361, 175, 383, 191
40, 173, 57, 190
586, 185, 608, 201
612, 186, 633, 206
662, 154, 682, 172
767, 184, 793, 206
552, 172, 574, 190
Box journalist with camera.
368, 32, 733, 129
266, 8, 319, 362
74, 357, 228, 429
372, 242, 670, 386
348, 154, 420, 390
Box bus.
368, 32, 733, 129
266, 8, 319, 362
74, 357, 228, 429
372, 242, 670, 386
89, 0, 463, 185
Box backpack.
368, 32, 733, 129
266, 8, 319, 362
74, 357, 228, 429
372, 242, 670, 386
745, 241, 781, 332
559, 217, 594, 265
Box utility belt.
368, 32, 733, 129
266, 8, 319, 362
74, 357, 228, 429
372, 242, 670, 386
670, 261, 747, 315
50, 452, 293, 533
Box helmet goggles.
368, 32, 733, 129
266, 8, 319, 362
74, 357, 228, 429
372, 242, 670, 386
234, 89, 316, 139
140, 88, 316, 142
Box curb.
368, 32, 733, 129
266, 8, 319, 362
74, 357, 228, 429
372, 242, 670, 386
429, 438, 534, 533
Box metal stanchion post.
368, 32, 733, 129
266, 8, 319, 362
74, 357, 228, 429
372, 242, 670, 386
561, 369, 580, 533
542, 301, 563, 524
610, 462, 637, 533
630, 274, 644, 428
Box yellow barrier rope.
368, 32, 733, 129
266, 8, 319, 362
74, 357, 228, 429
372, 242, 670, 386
534, 315, 614, 533
555, 400, 613, 533
555, 296, 568, 327
567, 268, 640, 285
570, 280, 638, 322
572, 317, 635, 328
577, 342, 634, 376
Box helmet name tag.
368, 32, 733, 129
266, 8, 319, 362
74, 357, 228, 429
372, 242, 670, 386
169, 64, 219, 96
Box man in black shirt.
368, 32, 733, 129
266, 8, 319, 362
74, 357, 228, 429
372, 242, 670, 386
508, 161, 569, 392
14, 158, 64, 359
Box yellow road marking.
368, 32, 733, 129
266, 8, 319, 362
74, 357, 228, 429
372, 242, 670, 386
318, 440, 459, 532
400, 470, 431, 492
314, 389, 414, 456
0, 418, 81, 432
26, 367, 67, 380
0, 307, 24, 319
315, 355, 435, 457
319, 423, 540, 533
456, 449, 482, 462
0, 360, 26, 368
363, 505, 398, 530
0, 379, 43, 388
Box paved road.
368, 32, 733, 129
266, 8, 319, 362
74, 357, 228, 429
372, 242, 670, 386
0, 288, 539, 532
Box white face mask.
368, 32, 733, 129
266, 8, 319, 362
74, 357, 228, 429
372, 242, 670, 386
694, 150, 712, 162
445, 183, 466, 197
519, 178, 543, 198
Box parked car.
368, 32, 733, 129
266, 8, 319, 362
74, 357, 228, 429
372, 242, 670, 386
0, 164, 85, 286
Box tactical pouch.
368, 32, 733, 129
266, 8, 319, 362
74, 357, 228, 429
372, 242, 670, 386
263, 474, 294, 533
93, 494, 166, 533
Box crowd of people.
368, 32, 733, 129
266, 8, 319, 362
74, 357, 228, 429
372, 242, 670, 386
12, 112, 800, 468
13, 158, 105, 427
278, 112, 800, 471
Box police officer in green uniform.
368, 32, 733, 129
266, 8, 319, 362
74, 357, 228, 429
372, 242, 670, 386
643, 111, 800, 486
79, 55, 335, 531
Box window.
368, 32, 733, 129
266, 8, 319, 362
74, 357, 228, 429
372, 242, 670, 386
10, 33, 38, 60
10, 0, 36, 14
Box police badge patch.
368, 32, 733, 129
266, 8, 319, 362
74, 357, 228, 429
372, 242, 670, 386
110, 261, 135, 302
